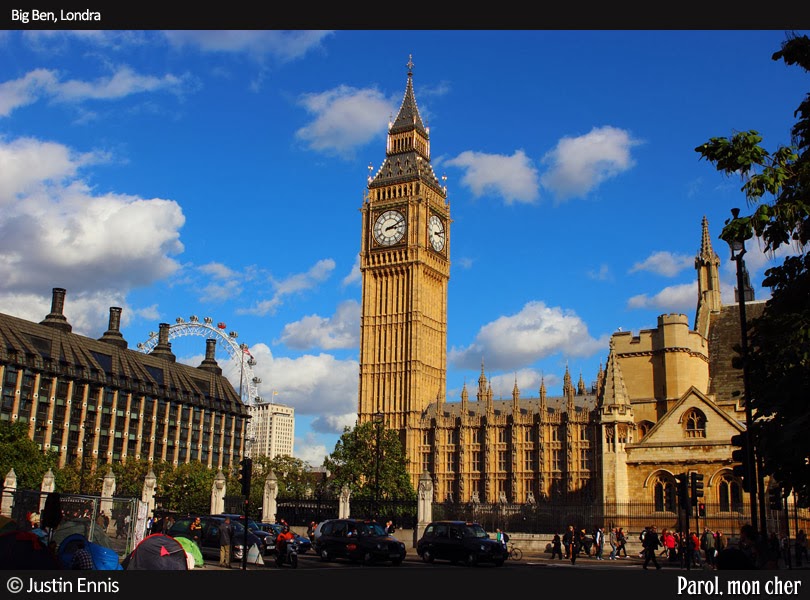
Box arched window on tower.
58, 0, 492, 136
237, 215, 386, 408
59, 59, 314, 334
637, 420, 654, 439
652, 473, 678, 512
718, 472, 743, 512
684, 409, 707, 438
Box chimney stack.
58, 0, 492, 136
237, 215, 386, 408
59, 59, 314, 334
197, 337, 222, 375
150, 322, 176, 362
99, 307, 128, 348
39, 287, 72, 332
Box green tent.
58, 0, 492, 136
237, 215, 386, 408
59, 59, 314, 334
174, 536, 204, 568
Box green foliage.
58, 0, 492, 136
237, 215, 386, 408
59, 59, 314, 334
747, 253, 810, 505
0, 421, 59, 490
695, 32, 810, 504
324, 420, 416, 501
158, 461, 216, 515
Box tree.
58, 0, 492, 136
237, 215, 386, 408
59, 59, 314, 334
158, 461, 215, 515
324, 420, 416, 501
0, 421, 59, 490
695, 32, 810, 504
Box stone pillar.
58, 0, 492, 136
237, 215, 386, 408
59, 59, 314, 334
1, 469, 17, 517
416, 471, 433, 545
142, 468, 157, 516
211, 469, 226, 515
100, 467, 116, 533
263, 471, 278, 523
40, 468, 55, 512
339, 485, 351, 519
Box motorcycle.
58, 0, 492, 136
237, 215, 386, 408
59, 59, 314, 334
275, 538, 299, 568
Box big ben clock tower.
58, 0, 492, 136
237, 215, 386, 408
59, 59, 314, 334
358, 56, 450, 484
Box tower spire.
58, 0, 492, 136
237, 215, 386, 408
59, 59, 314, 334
694, 215, 722, 337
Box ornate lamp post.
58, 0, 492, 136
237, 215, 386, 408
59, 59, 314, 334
726, 207, 760, 532
373, 412, 384, 521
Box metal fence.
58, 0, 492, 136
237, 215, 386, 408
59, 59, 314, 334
431, 500, 810, 539
1, 489, 140, 559
275, 493, 340, 527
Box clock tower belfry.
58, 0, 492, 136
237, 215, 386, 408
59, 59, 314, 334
358, 57, 450, 484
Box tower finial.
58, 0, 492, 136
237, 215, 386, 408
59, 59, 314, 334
407, 54, 414, 74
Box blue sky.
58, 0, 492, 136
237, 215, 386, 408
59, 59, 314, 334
1, 30, 807, 467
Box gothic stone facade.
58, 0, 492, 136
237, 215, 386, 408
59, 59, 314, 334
359, 61, 757, 510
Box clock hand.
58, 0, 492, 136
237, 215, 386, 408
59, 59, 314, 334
385, 224, 401, 231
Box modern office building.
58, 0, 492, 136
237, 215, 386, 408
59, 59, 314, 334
0, 288, 250, 471
248, 399, 294, 459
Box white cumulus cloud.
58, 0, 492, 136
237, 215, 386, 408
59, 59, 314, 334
449, 301, 608, 371
540, 126, 641, 201
445, 150, 539, 204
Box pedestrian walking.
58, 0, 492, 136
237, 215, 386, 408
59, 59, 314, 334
219, 516, 233, 567
594, 526, 605, 559
617, 527, 628, 557
642, 525, 662, 570
551, 532, 563, 560
609, 527, 618, 560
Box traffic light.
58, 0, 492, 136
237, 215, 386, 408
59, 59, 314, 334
698, 502, 706, 517
691, 472, 705, 505
665, 484, 676, 510
676, 473, 689, 509
730, 433, 750, 492
769, 487, 782, 511
240, 457, 253, 496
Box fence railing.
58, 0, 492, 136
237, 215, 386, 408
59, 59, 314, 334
431, 500, 810, 539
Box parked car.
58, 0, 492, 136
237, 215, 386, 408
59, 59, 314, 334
214, 514, 273, 555
261, 522, 312, 554
167, 515, 262, 562
314, 518, 406, 565
417, 521, 505, 567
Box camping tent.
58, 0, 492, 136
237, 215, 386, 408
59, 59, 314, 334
0, 530, 60, 569
57, 533, 123, 570
53, 518, 115, 549
0, 516, 17, 534
123, 534, 188, 570
174, 535, 204, 568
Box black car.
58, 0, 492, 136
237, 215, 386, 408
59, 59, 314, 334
417, 521, 505, 567
167, 515, 262, 562
314, 518, 406, 565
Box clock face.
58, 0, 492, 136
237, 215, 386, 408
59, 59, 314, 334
428, 215, 445, 251
373, 210, 406, 246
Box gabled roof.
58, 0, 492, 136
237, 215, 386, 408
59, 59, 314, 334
0, 310, 245, 415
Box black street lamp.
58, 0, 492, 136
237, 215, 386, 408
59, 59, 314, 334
373, 412, 384, 521
726, 208, 762, 533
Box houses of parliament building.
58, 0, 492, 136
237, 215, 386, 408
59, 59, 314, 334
358, 58, 758, 511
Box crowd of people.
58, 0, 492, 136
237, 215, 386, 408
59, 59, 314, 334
550, 522, 806, 570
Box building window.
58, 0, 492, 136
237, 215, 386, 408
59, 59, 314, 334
471, 451, 480, 472
498, 451, 507, 471
638, 420, 654, 438
580, 449, 591, 471
653, 473, 677, 512
552, 450, 561, 472
498, 429, 506, 443
684, 409, 707, 438
421, 452, 431, 473
718, 474, 744, 512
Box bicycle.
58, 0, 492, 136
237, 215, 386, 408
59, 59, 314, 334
506, 542, 522, 561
